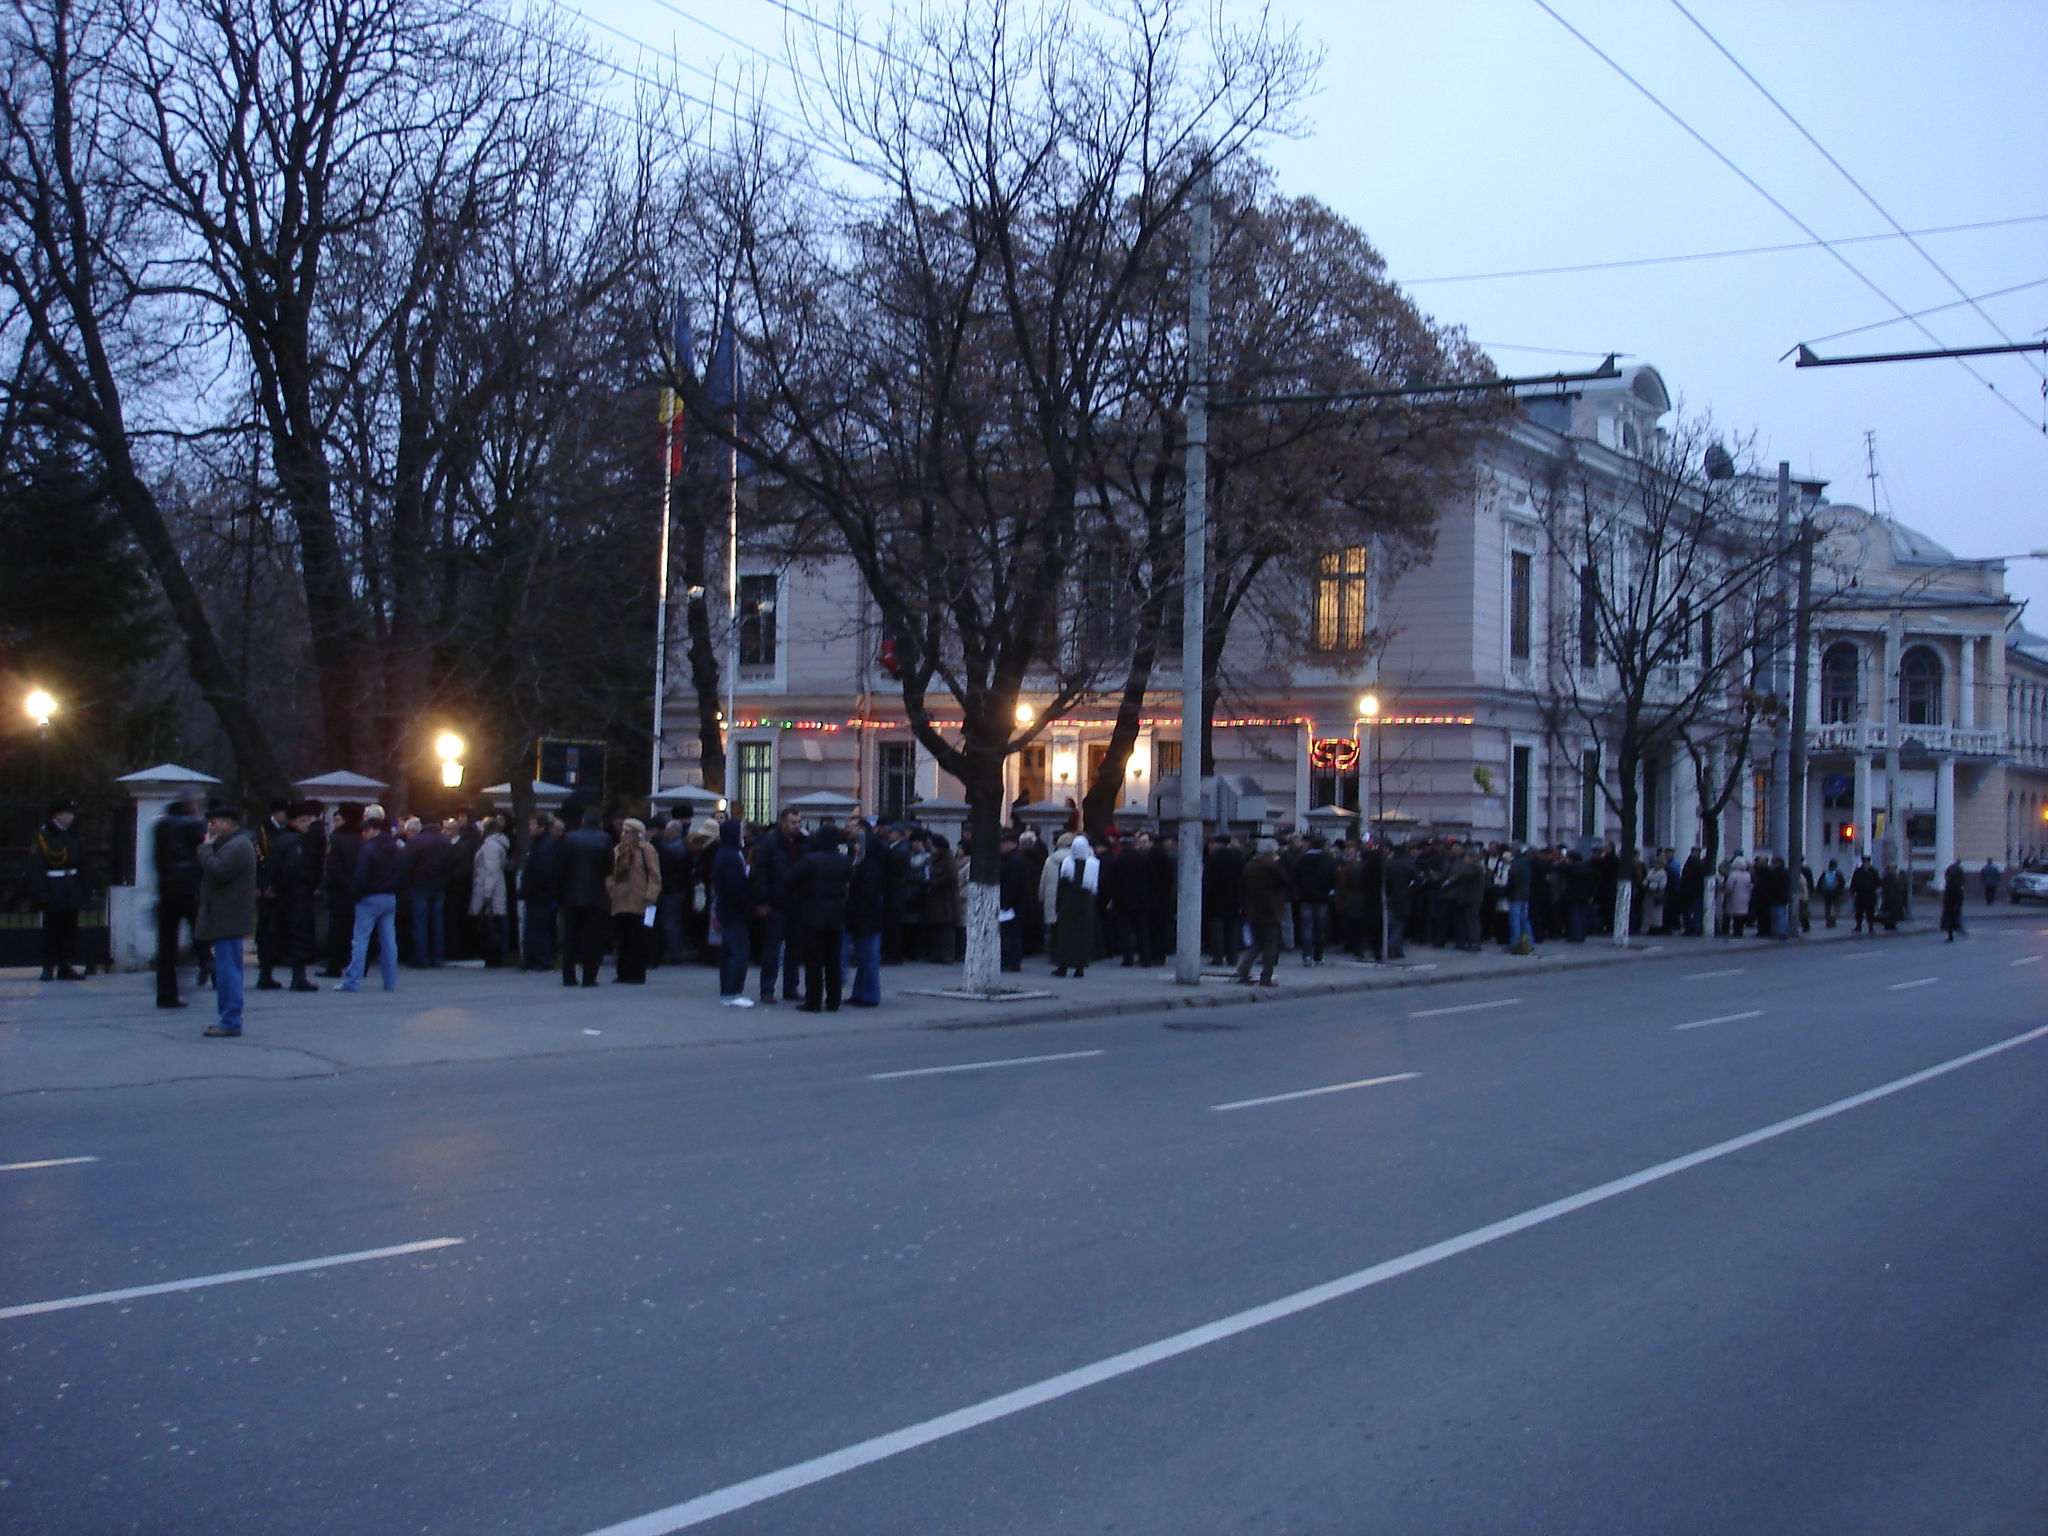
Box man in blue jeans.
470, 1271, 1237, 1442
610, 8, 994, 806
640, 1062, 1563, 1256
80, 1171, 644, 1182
338, 809, 405, 992
403, 816, 453, 966
194, 804, 258, 1037
711, 817, 755, 1006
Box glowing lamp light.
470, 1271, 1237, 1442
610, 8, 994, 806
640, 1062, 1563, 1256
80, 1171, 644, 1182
25, 689, 56, 727
435, 730, 464, 788
1357, 694, 1381, 719
1015, 703, 1036, 726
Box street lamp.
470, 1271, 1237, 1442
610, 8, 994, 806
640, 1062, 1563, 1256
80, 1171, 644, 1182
1356, 693, 1390, 963
25, 689, 56, 804
435, 730, 465, 789
1015, 702, 1035, 726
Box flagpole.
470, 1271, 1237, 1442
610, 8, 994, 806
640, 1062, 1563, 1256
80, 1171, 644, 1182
651, 392, 677, 801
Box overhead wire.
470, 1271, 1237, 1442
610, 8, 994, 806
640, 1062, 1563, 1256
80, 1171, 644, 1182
1668, 0, 2048, 387
1801, 276, 2048, 349
1530, 0, 2045, 437
1398, 214, 2048, 286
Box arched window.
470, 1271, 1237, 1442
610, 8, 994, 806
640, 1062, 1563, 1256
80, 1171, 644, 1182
1821, 643, 1861, 723
1901, 645, 1944, 726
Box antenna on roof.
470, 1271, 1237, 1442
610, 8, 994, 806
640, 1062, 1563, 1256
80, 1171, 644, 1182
1863, 430, 1884, 520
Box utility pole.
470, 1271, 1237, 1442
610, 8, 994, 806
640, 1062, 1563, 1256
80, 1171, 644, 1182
1174, 153, 1210, 988
1770, 463, 1792, 858
1786, 496, 1815, 908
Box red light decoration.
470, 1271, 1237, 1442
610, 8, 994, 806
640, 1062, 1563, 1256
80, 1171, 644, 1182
1310, 737, 1360, 772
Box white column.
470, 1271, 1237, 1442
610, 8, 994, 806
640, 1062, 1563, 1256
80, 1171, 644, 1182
1958, 636, 1975, 729
1853, 752, 1873, 859
1934, 755, 1956, 874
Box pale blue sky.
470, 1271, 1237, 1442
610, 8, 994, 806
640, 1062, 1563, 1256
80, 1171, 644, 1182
576, 0, 2048, 615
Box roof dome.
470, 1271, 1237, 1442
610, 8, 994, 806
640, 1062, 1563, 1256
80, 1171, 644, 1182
1884, 519, 1954, 565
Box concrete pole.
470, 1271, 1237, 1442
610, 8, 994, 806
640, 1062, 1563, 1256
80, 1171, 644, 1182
1883, 610, 1904, 888
1769, 463, 1793, 858
1174, 155, 1211, 988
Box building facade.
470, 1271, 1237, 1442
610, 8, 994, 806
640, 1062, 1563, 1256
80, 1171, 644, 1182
655, 364, 2048, 872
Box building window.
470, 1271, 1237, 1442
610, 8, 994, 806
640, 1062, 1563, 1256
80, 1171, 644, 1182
1699, 605, 1714, 663
1313, 546, 1370, 653
1674, 596, 1692, 660
1015, 743, 1047, 809
1511, 744, 1533, 843
1085, 741, 1110, 793
1578, 564, 1600, 668
1155, 738, 1183, 781
736, 741, 774, 826
1580, 746, 1601, 839
879, 741, 916, 823
738, 573, 777, 668
1901, 645, 1944, 726
1641, 757, 1659, 846
1753, 769, 1769, 851
1309, 737, 1361, 812
1509, 550, 1532, 662
1821, 643, 1861, 723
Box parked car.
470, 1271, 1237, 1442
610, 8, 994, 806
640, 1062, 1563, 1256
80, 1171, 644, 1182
2011, 861, 2048, 905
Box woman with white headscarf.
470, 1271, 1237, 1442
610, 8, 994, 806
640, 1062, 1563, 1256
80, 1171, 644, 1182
1050, 833, 1102, 977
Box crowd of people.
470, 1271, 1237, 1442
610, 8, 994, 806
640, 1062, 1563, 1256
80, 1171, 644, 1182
18, 791, 2004, 1039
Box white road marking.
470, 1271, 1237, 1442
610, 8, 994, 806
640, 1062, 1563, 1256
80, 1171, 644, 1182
0, 1238, 465, 1322
868, 1050, 1104, 1081
1887, 977, 1939, 991
2012, 956, 2042, 967
1211, 1072, 1420, 1112
0, 1156, 98, 1173
1673, 1010, 1765, 1032
1408, 997, 1522, 1019
577, 1022, 2048, 1536
1682, 969, 1745, 980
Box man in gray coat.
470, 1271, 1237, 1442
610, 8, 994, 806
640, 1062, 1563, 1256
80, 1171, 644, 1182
195, 804, 258, 1037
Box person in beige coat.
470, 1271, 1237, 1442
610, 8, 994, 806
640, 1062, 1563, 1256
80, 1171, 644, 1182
607, 818, 661, 983
469, 817, 512, 965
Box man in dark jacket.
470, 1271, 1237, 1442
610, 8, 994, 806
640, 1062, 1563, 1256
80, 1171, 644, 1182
1678, 846, 1708, 936
1292, 836, 1335, 965
1203, 836, 1244, 965
195, 804, 257, 1034
1506, 845, 1537, 954
1849, 854, 1881, 933
788, 826, 851, 1011
556, 809, 613, 987
321, 805, 362, 976
518, 814, 561, 972
1232, 838, 1292, 986
712, 817, 754, 1003
1383, 846, 1418, 959
153, 799, 205, 1007
403, 818, 455, 968
844, 823, 890, 1005
31, 799, 89, 981
997, 829, 1035, 973
751, 808, 808, 1004
255, 804, 315, 991
1107, 833, 1158, 967
338, 809, 404, 992
445, 807, 481, 959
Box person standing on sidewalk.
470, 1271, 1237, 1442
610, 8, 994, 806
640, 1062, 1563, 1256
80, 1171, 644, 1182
752, 808, 807, 1005
337, 808, 404, 992
1980, 858, 2000, 906
1849, 854, 1880, 932
788, 825, 851, 1011
843, 821, 889, 1005
1941, 860, 1968, 941
518, 814, 561, 972
1051, 834, 1102, 979
321, 804, 362, 977
1505, 843, 1537, 955
29, 799, 88, 981
1232, 838, 1290, 986
152, 799, 205, 1008
556, 809, 613, 988
607, 817, 660, 984
194, 805, 257, 1036
711, 817, 755, 1006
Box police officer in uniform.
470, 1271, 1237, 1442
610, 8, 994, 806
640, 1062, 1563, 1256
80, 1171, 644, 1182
153, 798, 206, 1007
31, 798, 89, 981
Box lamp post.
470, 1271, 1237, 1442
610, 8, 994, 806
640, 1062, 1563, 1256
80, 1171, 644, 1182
1358, 693, 1386, 962
25, 689, 56, 805
435, 731, 466, 792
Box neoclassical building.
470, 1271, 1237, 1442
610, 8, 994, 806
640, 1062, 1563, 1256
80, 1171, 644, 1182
654, 363, 2048, 873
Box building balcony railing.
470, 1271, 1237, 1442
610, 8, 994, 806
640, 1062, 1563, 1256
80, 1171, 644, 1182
1810, 721, 2005, 758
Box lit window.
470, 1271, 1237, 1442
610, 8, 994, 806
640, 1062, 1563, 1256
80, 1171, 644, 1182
1314, 547, 1370, 653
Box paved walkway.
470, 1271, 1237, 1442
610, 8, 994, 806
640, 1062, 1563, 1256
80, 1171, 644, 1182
4, 908, 2027, 1095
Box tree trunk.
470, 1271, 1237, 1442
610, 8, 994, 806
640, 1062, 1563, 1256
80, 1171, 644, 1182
958, 726, 1008, 995
680, 512, 725, 793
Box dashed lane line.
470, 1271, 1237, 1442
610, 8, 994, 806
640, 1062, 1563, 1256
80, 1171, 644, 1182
1409, 998, 1522, 1019
0, 1156, 97, 1173
1673, 1010, 1766, 1032
576, 1023, 2048, 1536
1887, 977, 1940, 991
869, 1050, 1104, 1081
0, 1238, 465, 1321
1211, 1073, 1420, 1112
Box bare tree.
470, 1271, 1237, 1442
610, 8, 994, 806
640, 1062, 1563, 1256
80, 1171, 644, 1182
1535, 420, 1784, 857
684, 0, 1315, 990
0, 0, 290, 795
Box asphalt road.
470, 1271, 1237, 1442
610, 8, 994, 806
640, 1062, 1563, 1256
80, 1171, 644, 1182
6, 923, 2047, 1534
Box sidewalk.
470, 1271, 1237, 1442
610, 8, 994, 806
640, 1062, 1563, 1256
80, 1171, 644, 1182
1, 912, 1993, 1096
